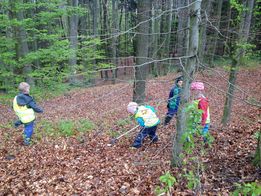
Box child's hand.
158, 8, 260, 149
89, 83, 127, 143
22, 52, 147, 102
14, 120, 22, 128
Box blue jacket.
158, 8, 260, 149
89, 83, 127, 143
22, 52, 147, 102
168, 85, 181, 110
16, 93, 43, 113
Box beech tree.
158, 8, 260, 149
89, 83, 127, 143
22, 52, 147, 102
132, 0, 151, 104
222, 0, 255, 125
172, 0, 201, 167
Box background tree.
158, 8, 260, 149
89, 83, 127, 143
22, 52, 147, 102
68, 0, 79, 85
222, 0, 255, 125
172, 0, 201, 167
132, 0, 151, 104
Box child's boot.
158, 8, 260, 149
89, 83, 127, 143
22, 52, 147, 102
164, 116, 172, 126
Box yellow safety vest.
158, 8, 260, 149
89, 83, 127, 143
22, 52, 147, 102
135, 106, 159, 127
13, 96, 35, 123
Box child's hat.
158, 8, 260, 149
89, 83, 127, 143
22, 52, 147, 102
127, 102, 138, 114
191, 82, 204, 90
175, 76, 183, 83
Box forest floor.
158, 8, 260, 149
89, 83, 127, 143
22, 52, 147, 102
0, 67, 261, 195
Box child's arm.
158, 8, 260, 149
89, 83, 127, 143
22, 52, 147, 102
28, 99, 43, 113
146, 105, 156, 113
136, 117, 145, 127
14, 120, 23, 127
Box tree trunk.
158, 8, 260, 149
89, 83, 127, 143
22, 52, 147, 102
176, 0, 189, 57
101, 0, 110, 80
253, 131, 261, 167
68, 0, 79, 85
133, 0, 151, 104
222, 0, 255, 125
210, 0, 223, 66
160, 0, 173, 75
151, 0, 161, 77
171, 0, 201, 167
198, 0, 212, 64
111, 0, 119, 84
176, 0, 190, 71
11, 0, 34, 85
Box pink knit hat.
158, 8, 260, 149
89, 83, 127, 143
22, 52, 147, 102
191, 82, 204, 90
127, 102, 138, 114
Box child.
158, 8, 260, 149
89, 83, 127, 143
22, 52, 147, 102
127, 102, 160, 148
190, 82, 210, 142
164, 76, 183, 125
13, 82, 43, 145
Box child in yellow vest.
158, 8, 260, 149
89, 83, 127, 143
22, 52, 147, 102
13, 82, 43, 145
127, 102, 160, 148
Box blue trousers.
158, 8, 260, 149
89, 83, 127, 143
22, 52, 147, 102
166, 107, 178, 117
202, 124, 209, 142
186, 123, 210, 143
23, 121, 34, 145
132, 126, 158, 148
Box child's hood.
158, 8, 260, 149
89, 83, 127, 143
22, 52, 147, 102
16, 93, 33, 106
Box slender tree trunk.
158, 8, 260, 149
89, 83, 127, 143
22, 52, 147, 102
133, 0, 151, 104
176, 0, 190, 71
68, 0, 79, 85
89, 0, 99, 78
12, 0, 34, 85
176, 0, 188, 57
210, 0, 223, 66
78, 0, 88, 36
198, 0, 212, 64
111, 0, 119, 84
101, 0, 110, 80
60, 2, 69, 39
159, 0, 173, 75
151, 0, 161, 77
222, 0, 255, 125
171, 0, 201, 167
254, 131, 261, 167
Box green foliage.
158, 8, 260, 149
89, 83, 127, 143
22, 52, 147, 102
182, 101, 206, 153
116, 118, 132, 127
75, 119, 96, 132
58, 120, 74, 137
155, 171, 176, 195
30, 83, 72, 101
35, 118, 95, 141
230, 0, 244, 13
183, 171, 200, 190
233, 182, 261, 196
0, 0, 107, 93
107, 130, 120, 138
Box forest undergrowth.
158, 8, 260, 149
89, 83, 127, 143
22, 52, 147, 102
0, 67, 260, 195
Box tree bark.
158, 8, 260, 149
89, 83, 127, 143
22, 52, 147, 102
101, 0, 110, 80
222, 0, 255, 125
176, 0, 189, 57
68, 0, 79, 85
150, 0, 161, 77
11, 0, 34, 85
159, 0, 173, 75
171, 0, 201, 167
198, 0, 212, 64
133, 0, 151, 104
111, 0, 119, 84
253, 131, 261, 167
210, 0, 223, 66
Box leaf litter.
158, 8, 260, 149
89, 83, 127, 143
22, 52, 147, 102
0, 67, 260, 195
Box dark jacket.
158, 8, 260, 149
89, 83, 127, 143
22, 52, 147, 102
16, 93, 43, 113
168, 85, 181, 110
